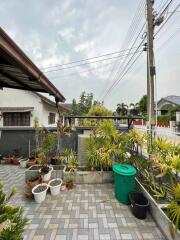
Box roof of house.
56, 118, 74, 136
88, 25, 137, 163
35, 93, 56, 107
158, 95, 180, 106
59, 103, 72, 112
36, 93, 71, 113
0, 107, 34, 112
0, 27, 65, 102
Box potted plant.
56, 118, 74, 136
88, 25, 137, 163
49, 178, 62, 196
37, 151, 53, 182
39, 164, 53, 182
3, 155, 12, 164
27, 156, 37, 168
32, 183, 48, 203
19, 158, 29, 168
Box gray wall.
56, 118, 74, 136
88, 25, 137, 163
0, 128, 77, 157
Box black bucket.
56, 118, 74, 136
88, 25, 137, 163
129, 191, 149, 219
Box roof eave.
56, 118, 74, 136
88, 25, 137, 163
0, 27, 65, 102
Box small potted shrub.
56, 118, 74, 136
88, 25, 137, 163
11, 149, 22, 165
38, 152, 53, 182
3, 155, 12, 164
27, 156, 37, 167
39, 164, 53, 182
32, 183, 48, 203
49, 178, 62, 196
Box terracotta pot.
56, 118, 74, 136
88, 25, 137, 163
27, 159, 37, 168
4, 157, 12, 164
12, 157, 20, 165
27, 177, 40, 189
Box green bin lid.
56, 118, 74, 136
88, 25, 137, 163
112, 164, 136, 176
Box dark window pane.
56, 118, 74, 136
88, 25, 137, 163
3, 112, 30, 126
48, 112, 55, 124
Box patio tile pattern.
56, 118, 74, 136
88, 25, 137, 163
0, 165, 165, 240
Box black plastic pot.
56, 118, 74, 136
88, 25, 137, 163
129, 191, 149, 219
51, 158, 58, 165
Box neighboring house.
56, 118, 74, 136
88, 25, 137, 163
0, 88, 70, 128
59, 103, 72, 114
157, 95, 180, 116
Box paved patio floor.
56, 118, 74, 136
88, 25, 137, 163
0, 165, 165, 240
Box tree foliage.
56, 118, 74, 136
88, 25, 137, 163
82, 105, 112, 126
71, 91, 103, 116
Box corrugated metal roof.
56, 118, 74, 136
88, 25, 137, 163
162, 95, 180, 106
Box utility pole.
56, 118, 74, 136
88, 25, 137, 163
146, 0, 155, 152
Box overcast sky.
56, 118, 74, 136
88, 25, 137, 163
1, 0, 180, 110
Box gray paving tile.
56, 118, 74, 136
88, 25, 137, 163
0, 165, 165, 240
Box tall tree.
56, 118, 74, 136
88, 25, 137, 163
138, 95, 147, 115
71, 99, 78, 115
116, 103, 128, 116
78, 91, 93, 115
129, 103, 139, 115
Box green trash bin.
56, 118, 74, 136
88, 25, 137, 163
113, 163, 137, 204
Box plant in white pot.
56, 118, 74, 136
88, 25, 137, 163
37, 151, 53, 182
39, 164, 53, 182
32, 183, 48, 203
49, 178, 62, 196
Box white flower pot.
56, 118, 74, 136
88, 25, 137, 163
40, 167, 53, 182
32, 183, 48, 203
49, 178, 62, 196
19, 159, 28, 168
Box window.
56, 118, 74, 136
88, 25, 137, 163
3, 112, 30, 126
48, 112, 55, 124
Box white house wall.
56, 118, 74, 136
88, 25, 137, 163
41, 102, 59, 127
0, 88, 58, 127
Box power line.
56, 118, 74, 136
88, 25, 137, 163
41, 47, 138, 70
100, 0, 177, 101
101, 38, 145, 100
100, 29, 146, 100
102, 50, 144, 100
44, 50, 142, 73
50, 58, 124, 79
156, 28, 180, 51
155, 3, 180, 36
157, 0, 174, 17
98, 0, 146, 98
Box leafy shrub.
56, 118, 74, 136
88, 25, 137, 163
0, 183, 28, 239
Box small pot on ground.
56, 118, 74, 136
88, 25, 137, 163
12, 156, 21, 165
39, 166, 53, 182
4, 157, 12, 164
49, 178, 62, 196
129, 191, 149, 219
27, 157, 37, 167
32, 183, 48, 203
27, 177, 41, 189
50, 157, 59, 165
19, 158, 28, 168
25, 177, 41, 198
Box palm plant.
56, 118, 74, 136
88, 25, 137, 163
129, 103, 139, 115
116, 103, 128, 116
86, 121, 130, 170
166, 183, 180, 230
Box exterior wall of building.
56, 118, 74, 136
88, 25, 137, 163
41, 102, 59, 127
0, 88, 59, 127
157, 100, 176, 112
